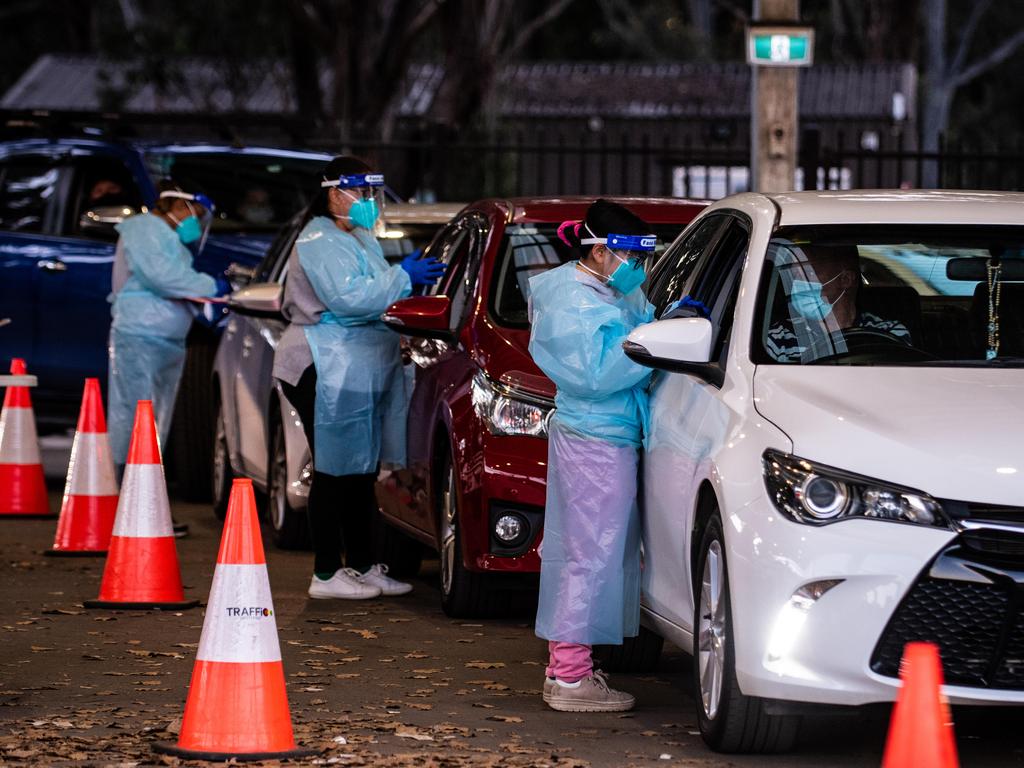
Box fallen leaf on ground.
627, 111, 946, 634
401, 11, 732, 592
465, 661, 505, 670
346, 629, 378, 640
395, 725, 433, 741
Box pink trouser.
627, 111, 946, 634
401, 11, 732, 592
545, 641, 593, 683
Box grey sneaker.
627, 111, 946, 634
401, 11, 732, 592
542, 676, 555, 703
547, 671, 635, 712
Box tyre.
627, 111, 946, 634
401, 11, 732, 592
693, 513, 799, 753
437, 450, 498, 618
167, 328, 217, 502
211, 394, 233, 520
595, 625, 665, 673
372, 508, 423, 579
266, 415, 310, 550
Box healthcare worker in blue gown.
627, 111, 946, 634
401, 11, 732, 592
273, 156, 445, 601
528, 199, 657, 713
108, 181, 229, 488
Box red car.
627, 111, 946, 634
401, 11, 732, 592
375, 197, 706, 617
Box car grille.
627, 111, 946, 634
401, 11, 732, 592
871, 534, 1024, 689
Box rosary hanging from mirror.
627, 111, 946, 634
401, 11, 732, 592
986, 258, 1001, 360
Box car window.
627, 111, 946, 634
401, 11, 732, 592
445, 216, 489, 332
144, 151, 324, 233
754, 224, 1024, 366
67, 156, 144, 240
690, 219, 749, 360
0, 157, 61, 233
646, 214, 728, 317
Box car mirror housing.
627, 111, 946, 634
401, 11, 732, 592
623, 317, 723, 386
381, 296, 455, 342
228, 282, 284, 318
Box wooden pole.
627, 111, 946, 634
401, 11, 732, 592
751, 0, 800, 192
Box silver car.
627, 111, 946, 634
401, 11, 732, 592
211, 203, 463, 548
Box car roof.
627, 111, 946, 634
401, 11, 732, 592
757, 190, 1024, 227
468, 196, 709, 225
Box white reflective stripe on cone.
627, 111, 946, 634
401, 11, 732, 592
196, 564, 283, 664
65, 432, 118, 497
0, 407, 41, 465
111, 464, 174, 538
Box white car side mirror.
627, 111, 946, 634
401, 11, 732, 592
623, 318, 723, 385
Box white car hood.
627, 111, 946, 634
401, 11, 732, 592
753, 366, 1024, 506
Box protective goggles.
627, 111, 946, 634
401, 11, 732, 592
321, 173, 385, 199
579, 222, 657, 264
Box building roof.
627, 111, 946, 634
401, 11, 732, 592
3, 54, 916, 122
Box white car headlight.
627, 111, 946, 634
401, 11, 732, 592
763, 450, 948, 527
471, 372, 552, 438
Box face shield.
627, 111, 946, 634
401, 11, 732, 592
159, 189, 216, 252
579, 225, 658, 295
321, 172, 386, 234
580, 226, 658, 267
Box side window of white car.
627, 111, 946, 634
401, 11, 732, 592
646, 214, 728, 317
693, 220, 750, 360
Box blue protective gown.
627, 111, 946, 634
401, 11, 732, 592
108, 214, 216, 464
528, 261, 654, 645
295, 217, 412, 476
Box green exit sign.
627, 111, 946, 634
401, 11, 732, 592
746, 25, 814, 67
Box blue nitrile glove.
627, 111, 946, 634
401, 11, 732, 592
400, 249, 446, 287
663, 295, 710, 319
214, 276, 232, 297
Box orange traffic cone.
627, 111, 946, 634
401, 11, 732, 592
881, 642, 959, 768
84, 400, 197, 609
47, 379, 119, 555
155, 478, 315, 761
0, 358, 50, 517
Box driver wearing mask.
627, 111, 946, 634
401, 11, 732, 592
766, 244, 910, 362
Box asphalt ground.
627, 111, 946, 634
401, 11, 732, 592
0, 437, 1021, 767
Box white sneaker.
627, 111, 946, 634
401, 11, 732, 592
358, 564, 413, 596
308, 568, 382, 600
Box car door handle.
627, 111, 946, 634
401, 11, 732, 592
38, 259, 68, 273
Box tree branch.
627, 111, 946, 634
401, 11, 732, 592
506, 0, 575, 60
949, 0, 992, 77
952, 27, 1024, 88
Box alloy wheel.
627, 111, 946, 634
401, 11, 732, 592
439, 465, 456, 597
698, 539, 726, 720
212, 407, 228, 507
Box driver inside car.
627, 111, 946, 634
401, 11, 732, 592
766, 243, 911, 362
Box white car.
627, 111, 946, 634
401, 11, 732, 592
623, 190, 1024, 753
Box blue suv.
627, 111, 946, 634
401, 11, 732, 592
0, 137, 330, 496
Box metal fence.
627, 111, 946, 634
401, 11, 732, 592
812, 131, 1024, 192
328, 131, 1024, 202
324, 135, 750, 202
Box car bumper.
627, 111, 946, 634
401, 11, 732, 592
726, 495, 1024, 706
463, 433, 547, 574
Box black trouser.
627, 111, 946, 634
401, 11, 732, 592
280, 365, 376, 575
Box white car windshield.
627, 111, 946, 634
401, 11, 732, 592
755, 225, 1024, 366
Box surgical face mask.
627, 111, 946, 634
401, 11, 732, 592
169, 212, 203, 245
606, 251, 647, 295
347, 197, 380, 229
789, 274, 844, 320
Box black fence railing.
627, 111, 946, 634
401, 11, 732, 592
808, 130, 1024, 192
312, 136, 749, 202
5, 109, 1023, 200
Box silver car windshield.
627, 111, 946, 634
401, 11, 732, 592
755, 225, 1024, 366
